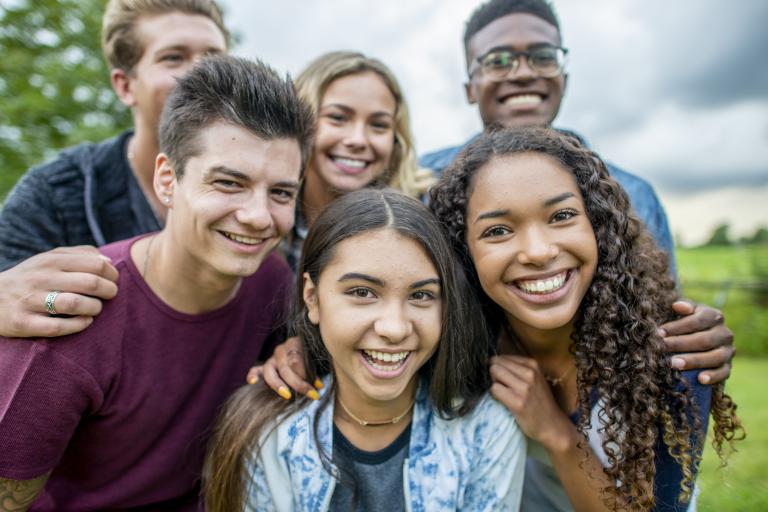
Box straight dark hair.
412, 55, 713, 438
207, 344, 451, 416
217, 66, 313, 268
159, 55, 314, 179
203, 188, 493, 511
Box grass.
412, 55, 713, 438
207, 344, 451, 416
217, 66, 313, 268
677, 244, 768, 356
697, 358, 766, 510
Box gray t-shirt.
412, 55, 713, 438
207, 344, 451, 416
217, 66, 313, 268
330, 423, 411, 511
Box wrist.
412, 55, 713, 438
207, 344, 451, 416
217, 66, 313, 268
539, 418, 580, 455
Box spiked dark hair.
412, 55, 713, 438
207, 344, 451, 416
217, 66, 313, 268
464, 0, 561, 60
159, 55, 314, 179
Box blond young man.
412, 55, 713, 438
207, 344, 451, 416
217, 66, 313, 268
0, 0, 228, 338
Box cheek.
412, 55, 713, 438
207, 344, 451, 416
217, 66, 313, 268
371, 133, 395, 163
314, 124, 341, 154
273, 205, 297, 236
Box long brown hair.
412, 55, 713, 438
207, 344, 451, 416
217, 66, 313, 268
203, 189, 492, 511
430, 126, 744, 509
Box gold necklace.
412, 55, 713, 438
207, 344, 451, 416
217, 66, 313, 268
337, 396, 415, 427
545, 364, 575, 387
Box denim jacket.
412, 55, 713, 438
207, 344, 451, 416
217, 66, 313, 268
419, 131, 677, 276
245, 381, 526, 511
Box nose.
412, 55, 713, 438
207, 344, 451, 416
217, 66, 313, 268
506, 55, 536, 82
235, 192, 273, 232
342, 121, 369, 151
516, 226, 559, 266
373, 300, 413, 344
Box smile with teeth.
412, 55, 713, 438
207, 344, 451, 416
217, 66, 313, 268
221, 231, 264, 245
333, 156, 368, 168
502, 94, 543, 107
362, 349, 410, 372
515, 270, 569, 294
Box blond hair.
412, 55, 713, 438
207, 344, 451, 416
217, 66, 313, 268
101, 0, 229, 73
295, 51, 434, 198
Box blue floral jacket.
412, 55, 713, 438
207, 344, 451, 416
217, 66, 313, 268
245, 381, 526, 511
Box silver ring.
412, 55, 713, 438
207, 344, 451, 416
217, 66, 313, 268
45, 290, 62, 315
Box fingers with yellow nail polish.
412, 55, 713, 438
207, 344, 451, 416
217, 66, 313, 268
307, 389, 321, 401
314, 379, 324, 390
278, 386, 292, 400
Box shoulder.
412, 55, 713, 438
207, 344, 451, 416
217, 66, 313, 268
99, 235, 141, 266
241, 252, 294, 302
419, 141, 470, 175
606, 163, 658, 197
433, 393, 521, 447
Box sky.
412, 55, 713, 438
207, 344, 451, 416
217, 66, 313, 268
221, 0, 767, 244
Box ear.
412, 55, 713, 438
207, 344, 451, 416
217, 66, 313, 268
154, 153, 176, 208
302, 272, 320, 325
111, 68, 137, 108
562, 73, 569, 97
464, 80, 478, 105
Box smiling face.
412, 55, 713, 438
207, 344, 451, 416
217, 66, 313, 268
120, 12, 227, 132
465, 152, 597, 334
465, 13, 566, 128
303, 228, 442, 408
309, 71, 397, 194
161, 121, 300, 280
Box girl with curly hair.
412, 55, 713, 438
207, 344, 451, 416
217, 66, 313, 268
429, 126, 742, 511
204, 189, 525, 511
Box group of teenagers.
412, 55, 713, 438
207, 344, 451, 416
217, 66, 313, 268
0, 0, 745, 510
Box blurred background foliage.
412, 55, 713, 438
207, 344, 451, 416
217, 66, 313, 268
0, 0, 130, 200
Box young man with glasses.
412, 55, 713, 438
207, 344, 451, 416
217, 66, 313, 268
420, 0, 735, 387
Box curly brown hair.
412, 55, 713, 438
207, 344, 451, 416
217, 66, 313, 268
429, 126, 743, 509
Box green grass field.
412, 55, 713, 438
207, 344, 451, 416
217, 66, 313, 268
697, 358, 766, 510
675, 245, 767, 508
677, 244, 768, 356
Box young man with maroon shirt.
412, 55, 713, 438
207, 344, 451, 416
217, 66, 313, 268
0, 55, 313, 511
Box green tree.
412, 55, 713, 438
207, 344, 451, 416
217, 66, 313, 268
0, 0, 131, 200
704, 223, 732, 246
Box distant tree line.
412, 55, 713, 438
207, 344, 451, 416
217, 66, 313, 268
704, 223, 768, 247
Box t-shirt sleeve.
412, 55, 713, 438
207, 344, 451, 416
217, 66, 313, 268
0, 339, 103, 480
257, 259, 295, 360
652, 370, 711, 511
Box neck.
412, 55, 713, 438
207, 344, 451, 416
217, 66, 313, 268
503, 315, 579, 412
130, 231, 242, 314
301, 166, 340, 228
129, 121, 166, 222
333, 374, 417, 451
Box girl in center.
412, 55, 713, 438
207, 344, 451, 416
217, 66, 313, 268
204, 189, 525, 511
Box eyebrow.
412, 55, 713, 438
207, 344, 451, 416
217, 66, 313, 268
320, 103, 394, 119
205, 166, 250, 182
338, 272, 383, 287
154, 44, 223, 54
410, 278, 441, 289
337, 273, 440, 289
483, 42, 558, 55
475, 209, 510, 223
204, 166, 299, 189
543, 192, 575, 207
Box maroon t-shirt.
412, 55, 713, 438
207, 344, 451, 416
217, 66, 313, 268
0, 235, 292, 510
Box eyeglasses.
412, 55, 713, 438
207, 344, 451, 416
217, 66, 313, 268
471, 46, 568, 81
